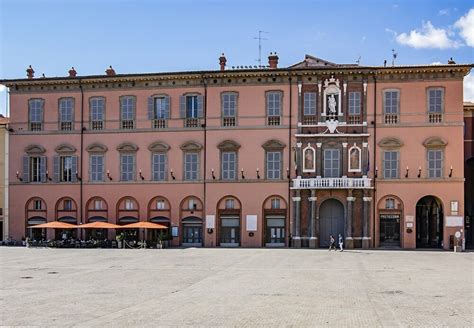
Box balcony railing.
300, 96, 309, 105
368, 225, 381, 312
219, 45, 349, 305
303, 116, 317, 125
185, 118, 200, 128
348, 115, 361, 124
91, 121, 103, 130
292, 177, 372, 189
428, 113, 443, 123
267, 116, 281, 126
60, 121, 73, 131
222, 117, 236, 127
152, 119, 167, 129
121, 120, 135, 129
29, 122, 43, 131
384, 114, 398, 124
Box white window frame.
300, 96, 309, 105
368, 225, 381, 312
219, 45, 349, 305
302, 144, 316, 173
348, 144, 362, 173
383, 151, 399, 179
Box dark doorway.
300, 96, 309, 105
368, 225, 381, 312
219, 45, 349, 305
416, 196, 443, 248
464, 158, 474, 248
319, 199, 344, 247
379, 214, 401, 246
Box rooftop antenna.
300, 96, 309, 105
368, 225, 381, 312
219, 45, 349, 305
392, 49, 398, 66
254, 30, 269, 67
356, 55, 361, 65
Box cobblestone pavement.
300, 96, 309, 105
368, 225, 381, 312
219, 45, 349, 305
0, 247, 472, 327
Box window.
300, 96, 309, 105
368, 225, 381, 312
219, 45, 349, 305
267, 92, 282, 125
94, 199, 103, 210
428, 88, 443, 123
428, 150, 443, 178
120, 96, 135, 129
221, 152, 236, 180
384, 90, 399, 124
120, 154, 135, 181
385, 198, 395, 209
152, 153, 167, 181
348, 92, 361, 115
303, 92, 316, 115
383, 151, 399, 179
324, 149, 341, 178
90, 155, 104, 182
64, 199, 72, 211
30, 157, 41, 182
180, 95, 203, 127
271, 198, 281, 209
184, 153, 199, 180
60, 156, 73, 182
29, 99, 43, 131
225, 199, 235, 209
125, 199, 134, 210
59, 98, 74, 130
149, 96, 170, 128
188, 198, 197, 210
266, 151, 282, 179
222, 93, 237, 126
90, 97, 105, 130
34, 199, 42, 210
156, 199, 165, 210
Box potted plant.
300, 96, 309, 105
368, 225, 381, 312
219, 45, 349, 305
116, 232, 124, 249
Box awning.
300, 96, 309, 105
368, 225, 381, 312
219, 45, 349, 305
117, 221, 167, 229
150, 216, 170, 224
29, 221, 76, 229
118, 216, 139, 224
27, 216, 47, 225
58, 216, 77, 224
88, 216, 108, 222
78, 221, 120, 229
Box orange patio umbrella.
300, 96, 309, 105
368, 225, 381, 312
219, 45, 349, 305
117, 221, 167, 229
77, 221, 120, 229
28, 221, 77, 229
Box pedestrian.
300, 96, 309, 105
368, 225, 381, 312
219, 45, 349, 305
329, 235, 336, 251
338, 233, 344, 252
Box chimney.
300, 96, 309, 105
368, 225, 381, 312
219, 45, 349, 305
268, 52, 279, 69
219, 53, 227, 71
68, 67, 77, 77
105, 65, 116, 76
26, 65, 35, 79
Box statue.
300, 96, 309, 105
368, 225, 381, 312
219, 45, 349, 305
350, 148, 360, 171
304, 148, 314, 171
328, 94, 337, 114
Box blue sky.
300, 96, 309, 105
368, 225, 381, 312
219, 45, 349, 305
1, 0, 473, 115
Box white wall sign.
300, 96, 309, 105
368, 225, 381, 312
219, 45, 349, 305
206, 215, 215, 229
450, 201, 459, 214
246, 215, 258, 231
406, 222, 414, 228
171, 226, 179, 237
446, 216, 463, 227
405, 215, 414, 223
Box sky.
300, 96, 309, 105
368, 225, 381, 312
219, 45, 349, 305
0, 0, 473, 116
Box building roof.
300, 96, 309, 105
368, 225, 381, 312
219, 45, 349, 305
0, 116, 9, 125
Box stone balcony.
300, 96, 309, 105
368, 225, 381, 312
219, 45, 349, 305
292, 176, 372, 189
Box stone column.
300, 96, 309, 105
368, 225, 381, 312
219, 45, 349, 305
316, 143, 322, 177
318, 82, 322, 123
362, 192, 372, 249
342, 142, 348, 176
309, 191, 318, 248
292, 191, 301, 248
297, 80, 302, 133
362, 142, 368, 176
346, 190, 355, 249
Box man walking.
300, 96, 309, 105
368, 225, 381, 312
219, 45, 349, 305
338, 233, 344, 252
329, 235, 336, 251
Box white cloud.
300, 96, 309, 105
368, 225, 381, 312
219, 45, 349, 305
439, 9, 449, 16
454, 8, 474, 47
465, 73, 474, 102
395, 21, 461, 49
430, 62, 443, 65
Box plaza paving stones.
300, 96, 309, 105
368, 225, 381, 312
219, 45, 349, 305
0, 247, 472, 327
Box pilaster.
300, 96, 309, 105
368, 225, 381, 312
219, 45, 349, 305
292, 191, 302, 248
362, 192, 372, 249
346, 190, 355, 249
309, 191, 318, 248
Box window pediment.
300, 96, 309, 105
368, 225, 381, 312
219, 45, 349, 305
180, 141, 203, 151
55, 143, 77, 154
217, 140, 241, 151
24, 144, 46, 154
378, 137, 404, 148
262, 139, 286, 150
86, 143, 108, 153
423, 137, 447, 148
148, 141, 170, 152
117, 142, 139, 152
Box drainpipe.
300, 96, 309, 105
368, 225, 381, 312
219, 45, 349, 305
79, 80, 84, 239
202, 74, 208, 247
372, 72, 377, 248
288, 73, 293, 247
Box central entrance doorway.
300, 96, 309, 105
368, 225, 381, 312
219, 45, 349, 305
416, 196, 443, 248
319, 199, 344, 247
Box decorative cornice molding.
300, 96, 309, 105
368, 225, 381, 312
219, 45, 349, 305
180, 141, 203, 151
86, 143, 108, 153
117, 142, 139, 152
217, 140, 241, 151
55, 143, 77, 154
148, 141, 170, 152
262, 139, 286, 150
24, 144, 46, 154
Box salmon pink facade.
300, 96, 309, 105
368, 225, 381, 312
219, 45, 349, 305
2, 54, 471, 249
